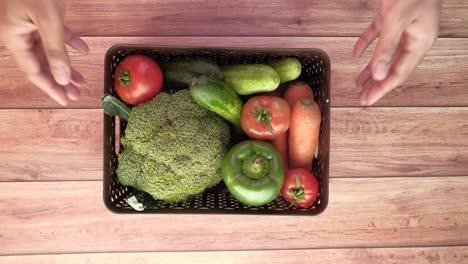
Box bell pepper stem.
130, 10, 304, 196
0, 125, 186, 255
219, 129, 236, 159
242, 154, 270, 180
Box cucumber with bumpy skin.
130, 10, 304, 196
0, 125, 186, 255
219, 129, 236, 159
268, 57, 302, 83
164, 58, 222, 89
222, 64, 280, 95
190, 77, 243, 131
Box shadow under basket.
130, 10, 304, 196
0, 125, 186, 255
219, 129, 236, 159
104, 45, 331, 215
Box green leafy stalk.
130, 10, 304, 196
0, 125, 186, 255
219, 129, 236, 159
102, 94, 132, 120
250, 101, 273, 134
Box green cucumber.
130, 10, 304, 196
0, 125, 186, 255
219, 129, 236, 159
164, 58, 222, 89
222, 64, 280, 95
190, 77, 243, 131
268, 57, 302, 83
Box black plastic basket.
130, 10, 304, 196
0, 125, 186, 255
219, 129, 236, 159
104, 45, 330, 215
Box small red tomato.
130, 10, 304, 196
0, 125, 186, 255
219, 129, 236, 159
241, 96, 290, 140
280, 168, 319, 208
114, 55, 163, 105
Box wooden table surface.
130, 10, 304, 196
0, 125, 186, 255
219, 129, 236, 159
0, 1, 467, 263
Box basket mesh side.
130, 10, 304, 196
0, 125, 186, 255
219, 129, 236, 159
105, 47, 330, 214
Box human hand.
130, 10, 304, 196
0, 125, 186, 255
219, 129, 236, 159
353, 0, 442, 106
0, 0, 89, 106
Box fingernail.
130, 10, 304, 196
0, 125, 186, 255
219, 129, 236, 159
360, 90, 368, 106
72, 76, 86, 87
52, 67, 71, 86
65, 84, 81, 101
58, 99, 68, 106
360, 97, 368, 106
373, 61, 389, 80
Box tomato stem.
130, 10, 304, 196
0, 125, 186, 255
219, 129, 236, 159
250, 101, 274, 134
119, 70, 131, 87
288, 175, 305, 208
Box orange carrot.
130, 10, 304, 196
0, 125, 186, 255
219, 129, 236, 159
271, 132, 289, 170
284, 81, 314, 108
289, 99, 321, 171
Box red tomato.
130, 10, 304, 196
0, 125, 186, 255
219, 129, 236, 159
241, 96, 290, 140
280, 168, 319, 208
114, 55, 163, 105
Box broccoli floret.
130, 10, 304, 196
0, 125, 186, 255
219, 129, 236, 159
117, 89, 231, 203
116, 148, 145, 188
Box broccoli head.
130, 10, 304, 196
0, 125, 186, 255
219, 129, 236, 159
117, 89, 231, 203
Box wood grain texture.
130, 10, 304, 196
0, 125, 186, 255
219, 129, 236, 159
61, 0, 468, 37
1, 37, 467, 109
0, 177, 468, 254
1, 247, 467, 264
0, 110, 102, 181
330, 107, 468, 177
0, 0, 466, 259
0, 178, 467, 255
1, 107, 467, 181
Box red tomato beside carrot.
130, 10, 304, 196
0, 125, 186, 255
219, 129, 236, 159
281, 168, 319, 208
241, 96, 290, 140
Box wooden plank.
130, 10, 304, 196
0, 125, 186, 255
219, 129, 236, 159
330, 107, 468, 177
1, 37, 467, 109
1, 107, 467, 181
1, 247, 467, 264
61, 0, 468, 37
0, 178, 467, 254
0, 110, 102, 181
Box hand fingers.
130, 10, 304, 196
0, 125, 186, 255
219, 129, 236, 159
353, 15, 382, 58
8, 38, 67, 105
63, 83, 81, 101
370, 7, 409, 81
9, 35, 43, 79
71, 67, 85, 87
64, 26, 89, 54
17, 44, 79, 105
359, 79, 378, 106
28, 71, 69, 106
32, 3, 71, 86
31, 67, 80, 105
360, 46, 425, 106
34, 35, 82, 103
356, 63, 372, 89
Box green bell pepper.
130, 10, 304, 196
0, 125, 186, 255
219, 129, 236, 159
222, 140, 284, 206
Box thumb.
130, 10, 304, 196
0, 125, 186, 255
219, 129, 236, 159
34, 11, 71, 86
371, 16, 406, 81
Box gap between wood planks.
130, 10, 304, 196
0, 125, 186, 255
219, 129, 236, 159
0, 245, 467, 257
0, 247, 466, 264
